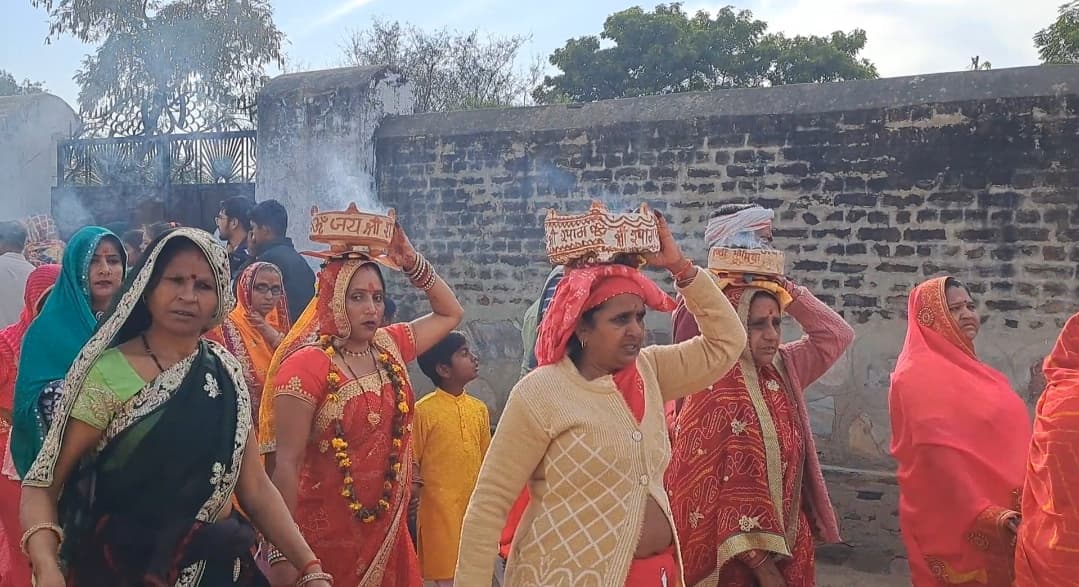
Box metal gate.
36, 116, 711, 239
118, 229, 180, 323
51, 131, 256, 237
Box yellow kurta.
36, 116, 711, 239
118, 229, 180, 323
414, 388, 492, 580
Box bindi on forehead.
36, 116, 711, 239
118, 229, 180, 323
348, 275, 383, 292
169, 271, 213, 280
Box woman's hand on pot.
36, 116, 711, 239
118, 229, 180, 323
643, 211, 686, 271
386, 222, 419, 271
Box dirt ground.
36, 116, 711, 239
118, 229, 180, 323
817, 563, 909, 587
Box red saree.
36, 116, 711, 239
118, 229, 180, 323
0, 264, 58, 587
270, 258, 421, 587
666, 283, 844, 587
889, 276, 1030, 586
1015, 311, 1079, 585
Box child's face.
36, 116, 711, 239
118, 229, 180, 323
442, 344, 480, 385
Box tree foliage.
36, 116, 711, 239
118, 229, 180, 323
533, 3, 878, 103
0, 70, 46, 97
31, 0, 284, 136
1035, 1, 1079, 63
343, 19, 542, 113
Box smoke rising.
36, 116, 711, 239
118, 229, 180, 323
316, 156, 389, 216
280, 147, 391, 265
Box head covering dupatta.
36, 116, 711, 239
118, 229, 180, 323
11, 226, 125, 475
207, 261, 290, 423
889, 276, 1029, 585
257, 257, 385, 455
21, 228, 252, 585
534, 263, 676, 366
534, 263, 676, 422
0, 264, 60, 366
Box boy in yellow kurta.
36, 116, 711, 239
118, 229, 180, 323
415, 331, 491, 586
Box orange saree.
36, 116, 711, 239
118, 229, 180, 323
889, 277, 1030, 586
205, 262, 290, 426
1015, 311, 1079, 585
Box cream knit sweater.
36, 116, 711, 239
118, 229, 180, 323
455, 271, 746, 587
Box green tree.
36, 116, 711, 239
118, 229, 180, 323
343, 18, 543, 113
31, 0, 284, 136
1035, 1, 1079, 63
0, 70, 46, 96
533, 3, 878, 103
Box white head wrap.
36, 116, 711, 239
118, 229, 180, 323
705, 206, 774, 249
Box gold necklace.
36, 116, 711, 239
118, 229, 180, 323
336, 353, 385, 428
339, 344, 373, 358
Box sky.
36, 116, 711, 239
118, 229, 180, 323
0, 0, 1063, 107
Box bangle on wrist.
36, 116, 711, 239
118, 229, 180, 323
670, 258, 694, 280
673, 264, 697, 285
20, 522, 63, 557
264, 543, 285, 564
404, 254, 426, 279
297, 571, 334, 586
420, 271, 438, 292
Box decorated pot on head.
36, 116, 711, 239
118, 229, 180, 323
705, 203, 784, 283
307, 203, 398, 267
544, 201, 661, 266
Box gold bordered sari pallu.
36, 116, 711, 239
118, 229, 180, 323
58, 342, 263, 586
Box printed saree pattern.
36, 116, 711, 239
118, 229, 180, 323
666, 285, 811, 587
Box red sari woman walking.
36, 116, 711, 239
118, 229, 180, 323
264, 219, 463, 587
889, 276, 1030, 586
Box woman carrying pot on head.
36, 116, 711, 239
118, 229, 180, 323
262, 219, 464, 587
19, 227, 331, 586
455, 212, 747, 587
890, 276, 1030, 586
666, 203, 853, 587
11, 226, 126, 478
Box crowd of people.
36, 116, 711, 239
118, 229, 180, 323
0, 195, 1075, 587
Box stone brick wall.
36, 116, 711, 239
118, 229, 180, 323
370, 65, 1079, 563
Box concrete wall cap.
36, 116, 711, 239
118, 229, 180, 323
0, 92, 78, 121
377, 64, 1079, 138
259, 65, 403, 99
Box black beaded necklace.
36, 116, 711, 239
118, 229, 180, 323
141, 333, 166, 373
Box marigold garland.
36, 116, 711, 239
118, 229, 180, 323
321, 335, 409, 524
